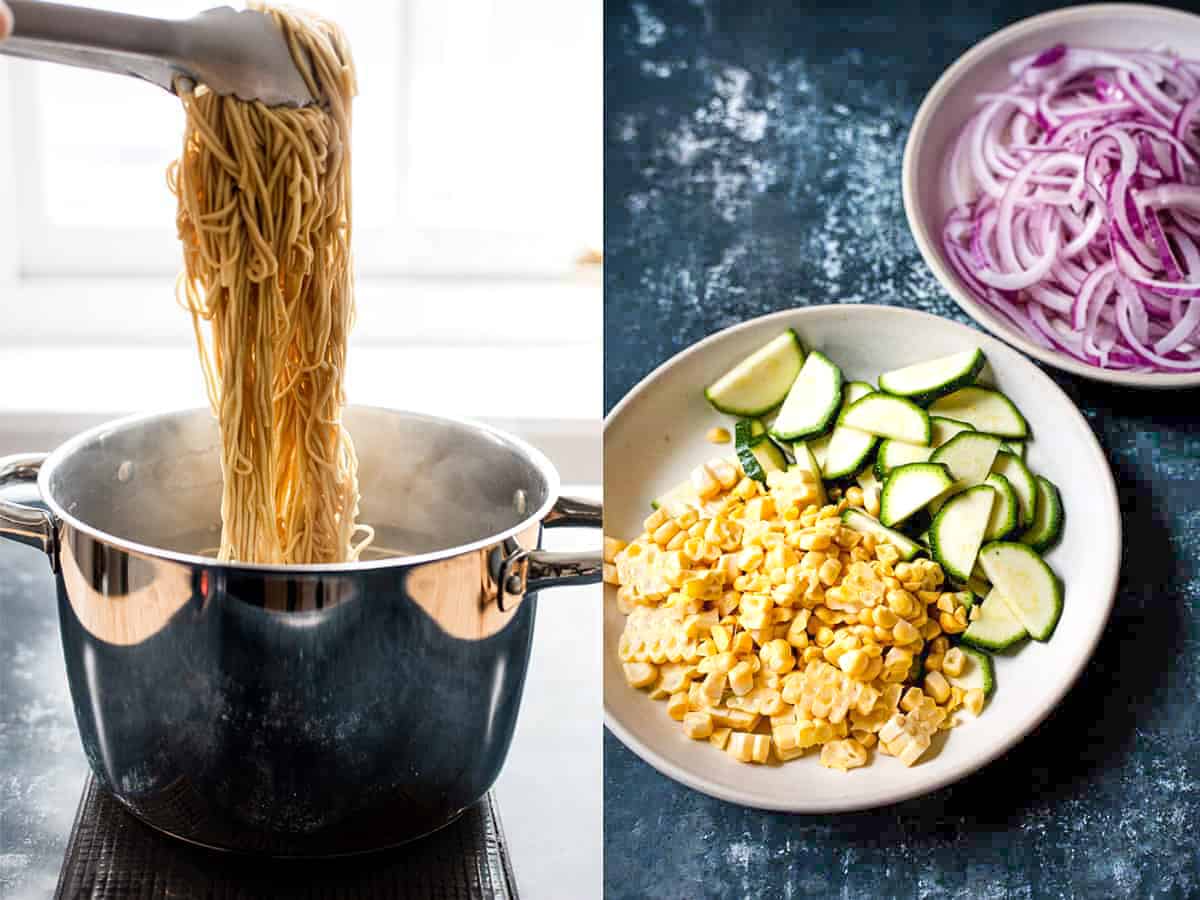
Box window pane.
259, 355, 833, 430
30, 0, 398, 229
407, 0, 602, 248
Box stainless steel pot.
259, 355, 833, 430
0, 406, 601, 856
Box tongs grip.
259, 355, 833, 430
3, 1, 183, 94
0, 1, 315, 107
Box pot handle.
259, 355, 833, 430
0, 453, 59, 572
498, 495, 602, 604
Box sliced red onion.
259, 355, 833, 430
943, 42, 1200, 373
1033, 44, 1067, 68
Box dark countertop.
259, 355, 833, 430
0, 528, 88, 898
604, 2, 1200, 898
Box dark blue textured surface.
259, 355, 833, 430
604, 2, 1200, 897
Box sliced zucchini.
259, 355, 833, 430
932, 416, 976, 444
930, 432, 1002, 487
735, 419, 787, 483
841, 381, 876, 408
808, 432, 830, 471
874, 439, 932, 478
966, 573, 992, 598
947, 645, 996, 698
991, 451, 1037, 529
929, 484, 996, 581
840, 394, 932, 445
962, 587, 1028, 651
982, 473, 1019, 541
879, 462, 954, 527
1002, 440, 1026, 458
841, 508, 924, 561
771, 351, 843, 441
789, 441, 826, 506
878, 348, 986, 400
705, 330, 805, 416
928, 386, 1029, 438
977, 542, 1064, 641
1020, 476, 1064, 553
821, 382, 878, 479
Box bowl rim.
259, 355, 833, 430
603, 303, 1122, 812
902, 2, 1200, 389
35, 405, 562, 575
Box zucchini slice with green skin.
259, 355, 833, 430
931, 416, 976, 444
928, 386, 1030, 438
879, 462, 954, 527
771, 350, 844, 441
736, 420, 788, 483
1002, 440, 1026, 458
704, 330, 805, 416
789, 441, 826, 506
982, 472, 1019, 541
841, 508, 924, 561
930, 432, 1002, 487
977, 542, 1064, 641
873, 416, 974, 478
948, 645, 996, 698
878, 348, 986, 400
840, 394, 932, 445
962, 586, 1029, 650
929, 484, 996, 582
821, 382, 879, 479
991, 451, 1037, 529
1020, 476, 1064, 553
839, 381, 876, 410
808, 432, 830, 471
966, 576, 992, 598
734, 418, 764, 449
874, 439, 932, 478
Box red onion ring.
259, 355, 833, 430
943, 43, 1200, 372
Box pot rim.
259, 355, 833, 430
37, 405, 562, 575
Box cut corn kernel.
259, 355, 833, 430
820, 738, 869, 771
622, 662, 657, 689
726, 732, 771, 764
941, 647, 965, 678
709, 726, 732, 750
683, 711, 714, 739
964, 688, 986, 716
611, 449, 993, 774
924, 671, 951, 705
706, 426, 732, 445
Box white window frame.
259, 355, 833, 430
3, 2, 590, 281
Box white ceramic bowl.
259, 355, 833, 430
902, 3, 1200, 389
604, 305, 1120, 812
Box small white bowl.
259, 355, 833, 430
903, 3, 1200, 389
604, 305, 1120, 812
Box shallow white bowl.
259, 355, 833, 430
604, 305, 1120, 812
903, 3, 1200, 389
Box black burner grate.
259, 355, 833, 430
55, 776, 518, 899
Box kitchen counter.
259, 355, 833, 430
0, 485, 601, 900
604, 2, 1200, 897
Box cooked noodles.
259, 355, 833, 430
167, 4, 372, 564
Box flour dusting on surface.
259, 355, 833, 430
613, 48, 963, 359
631, 3, 666, 47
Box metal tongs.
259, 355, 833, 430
0, 0, 314, 107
